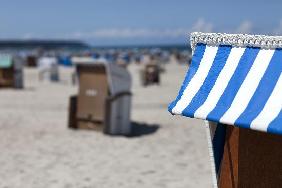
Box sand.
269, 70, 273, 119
0, 62, 212, 188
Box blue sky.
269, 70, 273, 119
0, 0, 282, 46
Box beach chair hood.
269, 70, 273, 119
0, 54, 13, 68
72, 57, 131, 96
168, 32, 282, 135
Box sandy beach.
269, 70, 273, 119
0, 62, 212, 188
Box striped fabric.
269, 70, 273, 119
168, 43, 282, 135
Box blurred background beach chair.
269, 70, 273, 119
68, 57, 132, 135
0, 54, 23, 89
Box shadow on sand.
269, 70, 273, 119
127, 121, 160, 137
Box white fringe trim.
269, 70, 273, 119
190, 32, 282, 52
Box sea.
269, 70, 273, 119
92, 44, 191, 52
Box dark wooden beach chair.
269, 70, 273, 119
140, 63, 160, 86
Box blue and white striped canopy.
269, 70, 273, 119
169, 43, 282, 135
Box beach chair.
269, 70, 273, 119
0, 54, 24, 89
26, 55, 37, 67
68, 57, 132, 135
140, 59, 160, 86
168, 32, 282, 188
38, 56, 59, 82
